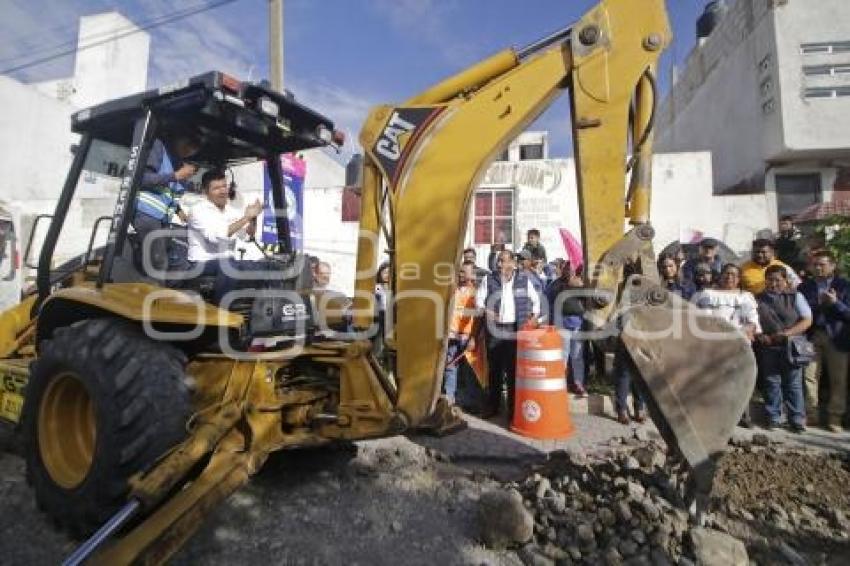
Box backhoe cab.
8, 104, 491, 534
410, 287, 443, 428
31, 71, 343, 347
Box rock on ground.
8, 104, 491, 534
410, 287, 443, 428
689, 528, 748, 566
478, 488, 534, 550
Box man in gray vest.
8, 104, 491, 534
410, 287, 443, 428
476, 249, 541, 419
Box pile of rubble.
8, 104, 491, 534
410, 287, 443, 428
478, 433, 850, 566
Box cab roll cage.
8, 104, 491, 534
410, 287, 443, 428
35, 111, 293, 309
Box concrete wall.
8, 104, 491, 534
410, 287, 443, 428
650, 152, 772, 254
656, 0, 778, 193
0, 75, 77, 202
0, 75, 108, 277
502, 131, 549, 161
773, 0, 850, 156
33, 12, 150, 109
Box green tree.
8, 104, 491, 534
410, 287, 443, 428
818, 215, 850, 275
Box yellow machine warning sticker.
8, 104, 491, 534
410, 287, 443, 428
0, 364, 27, 424
0, 391, 23, 423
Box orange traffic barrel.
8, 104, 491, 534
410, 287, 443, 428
511, 325, 575, 440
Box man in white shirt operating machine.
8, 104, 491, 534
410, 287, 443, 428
186, 169, 263, 303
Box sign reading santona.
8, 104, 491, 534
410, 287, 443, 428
481, 161, 564, 193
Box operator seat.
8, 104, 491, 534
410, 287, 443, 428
110, 232, 157, 285
116, 230, 218, 302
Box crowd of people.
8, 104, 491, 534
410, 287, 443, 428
441, 223, 849, 435
133, 142, 847, 436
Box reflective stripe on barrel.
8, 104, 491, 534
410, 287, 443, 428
515, 377, 567, 391
517, 349, 562, 362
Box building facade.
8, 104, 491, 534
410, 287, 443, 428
0, 12, 151, 305
464, 134, 773, 265
656, 0, 850, 224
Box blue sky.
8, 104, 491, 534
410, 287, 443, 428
0, 0, 712, 158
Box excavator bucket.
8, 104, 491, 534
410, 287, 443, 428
618, 276, 757, 498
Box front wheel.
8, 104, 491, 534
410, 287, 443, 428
22, 318, 192, 537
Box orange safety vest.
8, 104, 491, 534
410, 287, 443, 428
449, 285, 477, 338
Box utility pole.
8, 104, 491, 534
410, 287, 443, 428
269, 0, 284, 90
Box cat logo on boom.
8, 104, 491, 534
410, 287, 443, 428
370, 106, 445, 188
376, 112, 415, 161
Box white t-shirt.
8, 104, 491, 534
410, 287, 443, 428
186, 199, 248, 262
691, 289, 762, 334
475, 272, 541, 324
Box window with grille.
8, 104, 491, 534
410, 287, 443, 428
801, 41, 850, 54
804, 86, 850, 99
473, 189, 514, 245
803, 64, 850, 76
519, 143, 544, 160
775, 174, 821, 220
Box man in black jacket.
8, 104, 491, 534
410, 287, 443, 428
799, 251, 850, 431
476, 250, 541, 419
775, 215, 805, 273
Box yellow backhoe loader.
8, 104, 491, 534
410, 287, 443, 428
0, 0, 756, 563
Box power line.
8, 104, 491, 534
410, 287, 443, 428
0, 15, 152, 65
0, 0, 238, 76
0, 18, 145, 65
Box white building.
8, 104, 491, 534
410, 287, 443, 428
656, 0, 850, 224
0, 12, 151, 283
0, 11, 347, 301
464, 132, 772, 263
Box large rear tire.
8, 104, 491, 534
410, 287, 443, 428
22, 318, 192, 537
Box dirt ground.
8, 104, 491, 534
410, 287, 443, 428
711, 447, 850, 565
1, 421, 849, 565
713, 449, 850, 512
0, 430, 520, 566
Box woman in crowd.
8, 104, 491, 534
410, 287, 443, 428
692, 263, 761, 341
659, 252, 695, 300
692, 263, 762, 427
754, 265, 812, 432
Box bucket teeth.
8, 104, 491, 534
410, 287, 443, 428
418, 397, 468, 437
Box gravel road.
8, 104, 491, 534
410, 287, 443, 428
1, 413, 849, 565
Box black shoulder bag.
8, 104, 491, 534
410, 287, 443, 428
760, 297, 815, 367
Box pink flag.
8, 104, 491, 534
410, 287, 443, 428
558, 228, 584, 273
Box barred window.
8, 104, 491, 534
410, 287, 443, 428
473, 189, 514, 245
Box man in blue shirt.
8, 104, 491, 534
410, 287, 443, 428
133, 133, 200, 276
799, 251, 850, 431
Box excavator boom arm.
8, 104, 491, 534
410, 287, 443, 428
355, 0, 755, 494
356, 0, 670, 424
